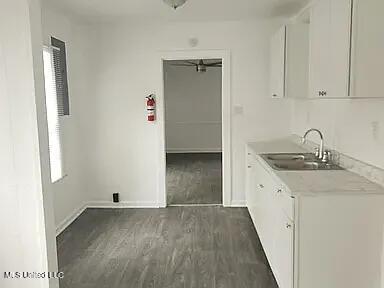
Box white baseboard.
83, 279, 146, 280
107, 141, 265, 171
86, 201, 160, 209
55, 200, 244, 236
166, 149, 222, 153
229, 200, 246, 207
168, 203, 222, 207
55, 201, 160, 236
55, 203, 87, 236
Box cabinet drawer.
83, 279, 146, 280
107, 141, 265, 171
254, 159, 279, 194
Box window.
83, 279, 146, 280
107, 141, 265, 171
51, 37, 70, 115
43, 46, 64, 183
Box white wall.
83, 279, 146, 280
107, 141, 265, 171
83, 20, 291, 206
0, 0, 57, 287
291, 98, 384, 169
164, 62, 222, 153
41, 7, 95, 231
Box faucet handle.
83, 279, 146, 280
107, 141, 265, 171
322, 151, 332, 163
314, 148, 320, 158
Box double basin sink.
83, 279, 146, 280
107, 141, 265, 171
260, 153, 343, 171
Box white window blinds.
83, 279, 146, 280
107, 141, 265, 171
51, 37, 70, 116
52, 48, 65, 116
43, 47, 64, 183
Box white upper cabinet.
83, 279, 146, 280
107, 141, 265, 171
285, 14, 310, 99
273, 0, 384, 99
350, 0, 384, 98
309, 0, 352, 98
309, 0, 331, 98
270, 26, 286, 99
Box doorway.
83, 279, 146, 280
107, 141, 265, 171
158, 50, 231, 207
164, 59, 223, 205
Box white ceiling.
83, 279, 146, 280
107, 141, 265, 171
43, 0, 309, 22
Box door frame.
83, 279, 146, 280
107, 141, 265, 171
157, 49, 232, 207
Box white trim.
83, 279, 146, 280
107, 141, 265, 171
55, 199, 246, 236
229, 200, 246, 207
166, 149, 222, 153
168, 204, 223, 207
349, 0, 356, 97
55, 203, 87, 236
87, 201, 160, 209
157, 49, 232, 208
55, 201, 234, 236
165, 121, 222, 125
55, 201, 160, 235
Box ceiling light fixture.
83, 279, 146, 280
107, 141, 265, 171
163, 0, 188, 10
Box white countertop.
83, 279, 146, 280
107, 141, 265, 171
248, 138, 384, 196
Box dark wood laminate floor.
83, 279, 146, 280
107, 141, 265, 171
166, 153, 222, 205
57, 207, 278, 288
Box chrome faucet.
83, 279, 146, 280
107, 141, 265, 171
302, 128, 324, 160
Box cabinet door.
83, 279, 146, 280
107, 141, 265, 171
329, 0, 353, 97
350, 0, 384, 98
246, 153, 257, 216
309, 0, 330, 98
254, 160, 284, 262
250, 161, 271, 245
270, 26, 286, 99
272, 211, 294, 288
246, 155, 267, 244
309, 0, 352, 98
285, 22, 310, 99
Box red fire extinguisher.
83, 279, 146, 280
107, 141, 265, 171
146, 94, 156, 122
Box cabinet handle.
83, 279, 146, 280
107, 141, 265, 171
318, 90, 328, 97
276, 189, 282, 194
259, 184, 264, 188
272, 94, 278, 97
286, 223, 292, 229
247, 166, 252, 168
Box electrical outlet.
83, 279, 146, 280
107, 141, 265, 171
113, 193, 119, 203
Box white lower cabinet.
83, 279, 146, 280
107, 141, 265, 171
246, 150, 384, 288
246, 153, 294, 288
272, 210, 294, 288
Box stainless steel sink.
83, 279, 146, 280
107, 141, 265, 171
272, 161, 343, 171
265, 153, 316, 161
260, 153, 344, 171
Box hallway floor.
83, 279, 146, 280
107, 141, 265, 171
166, 153, 222, 205
57, 207, 278, 288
